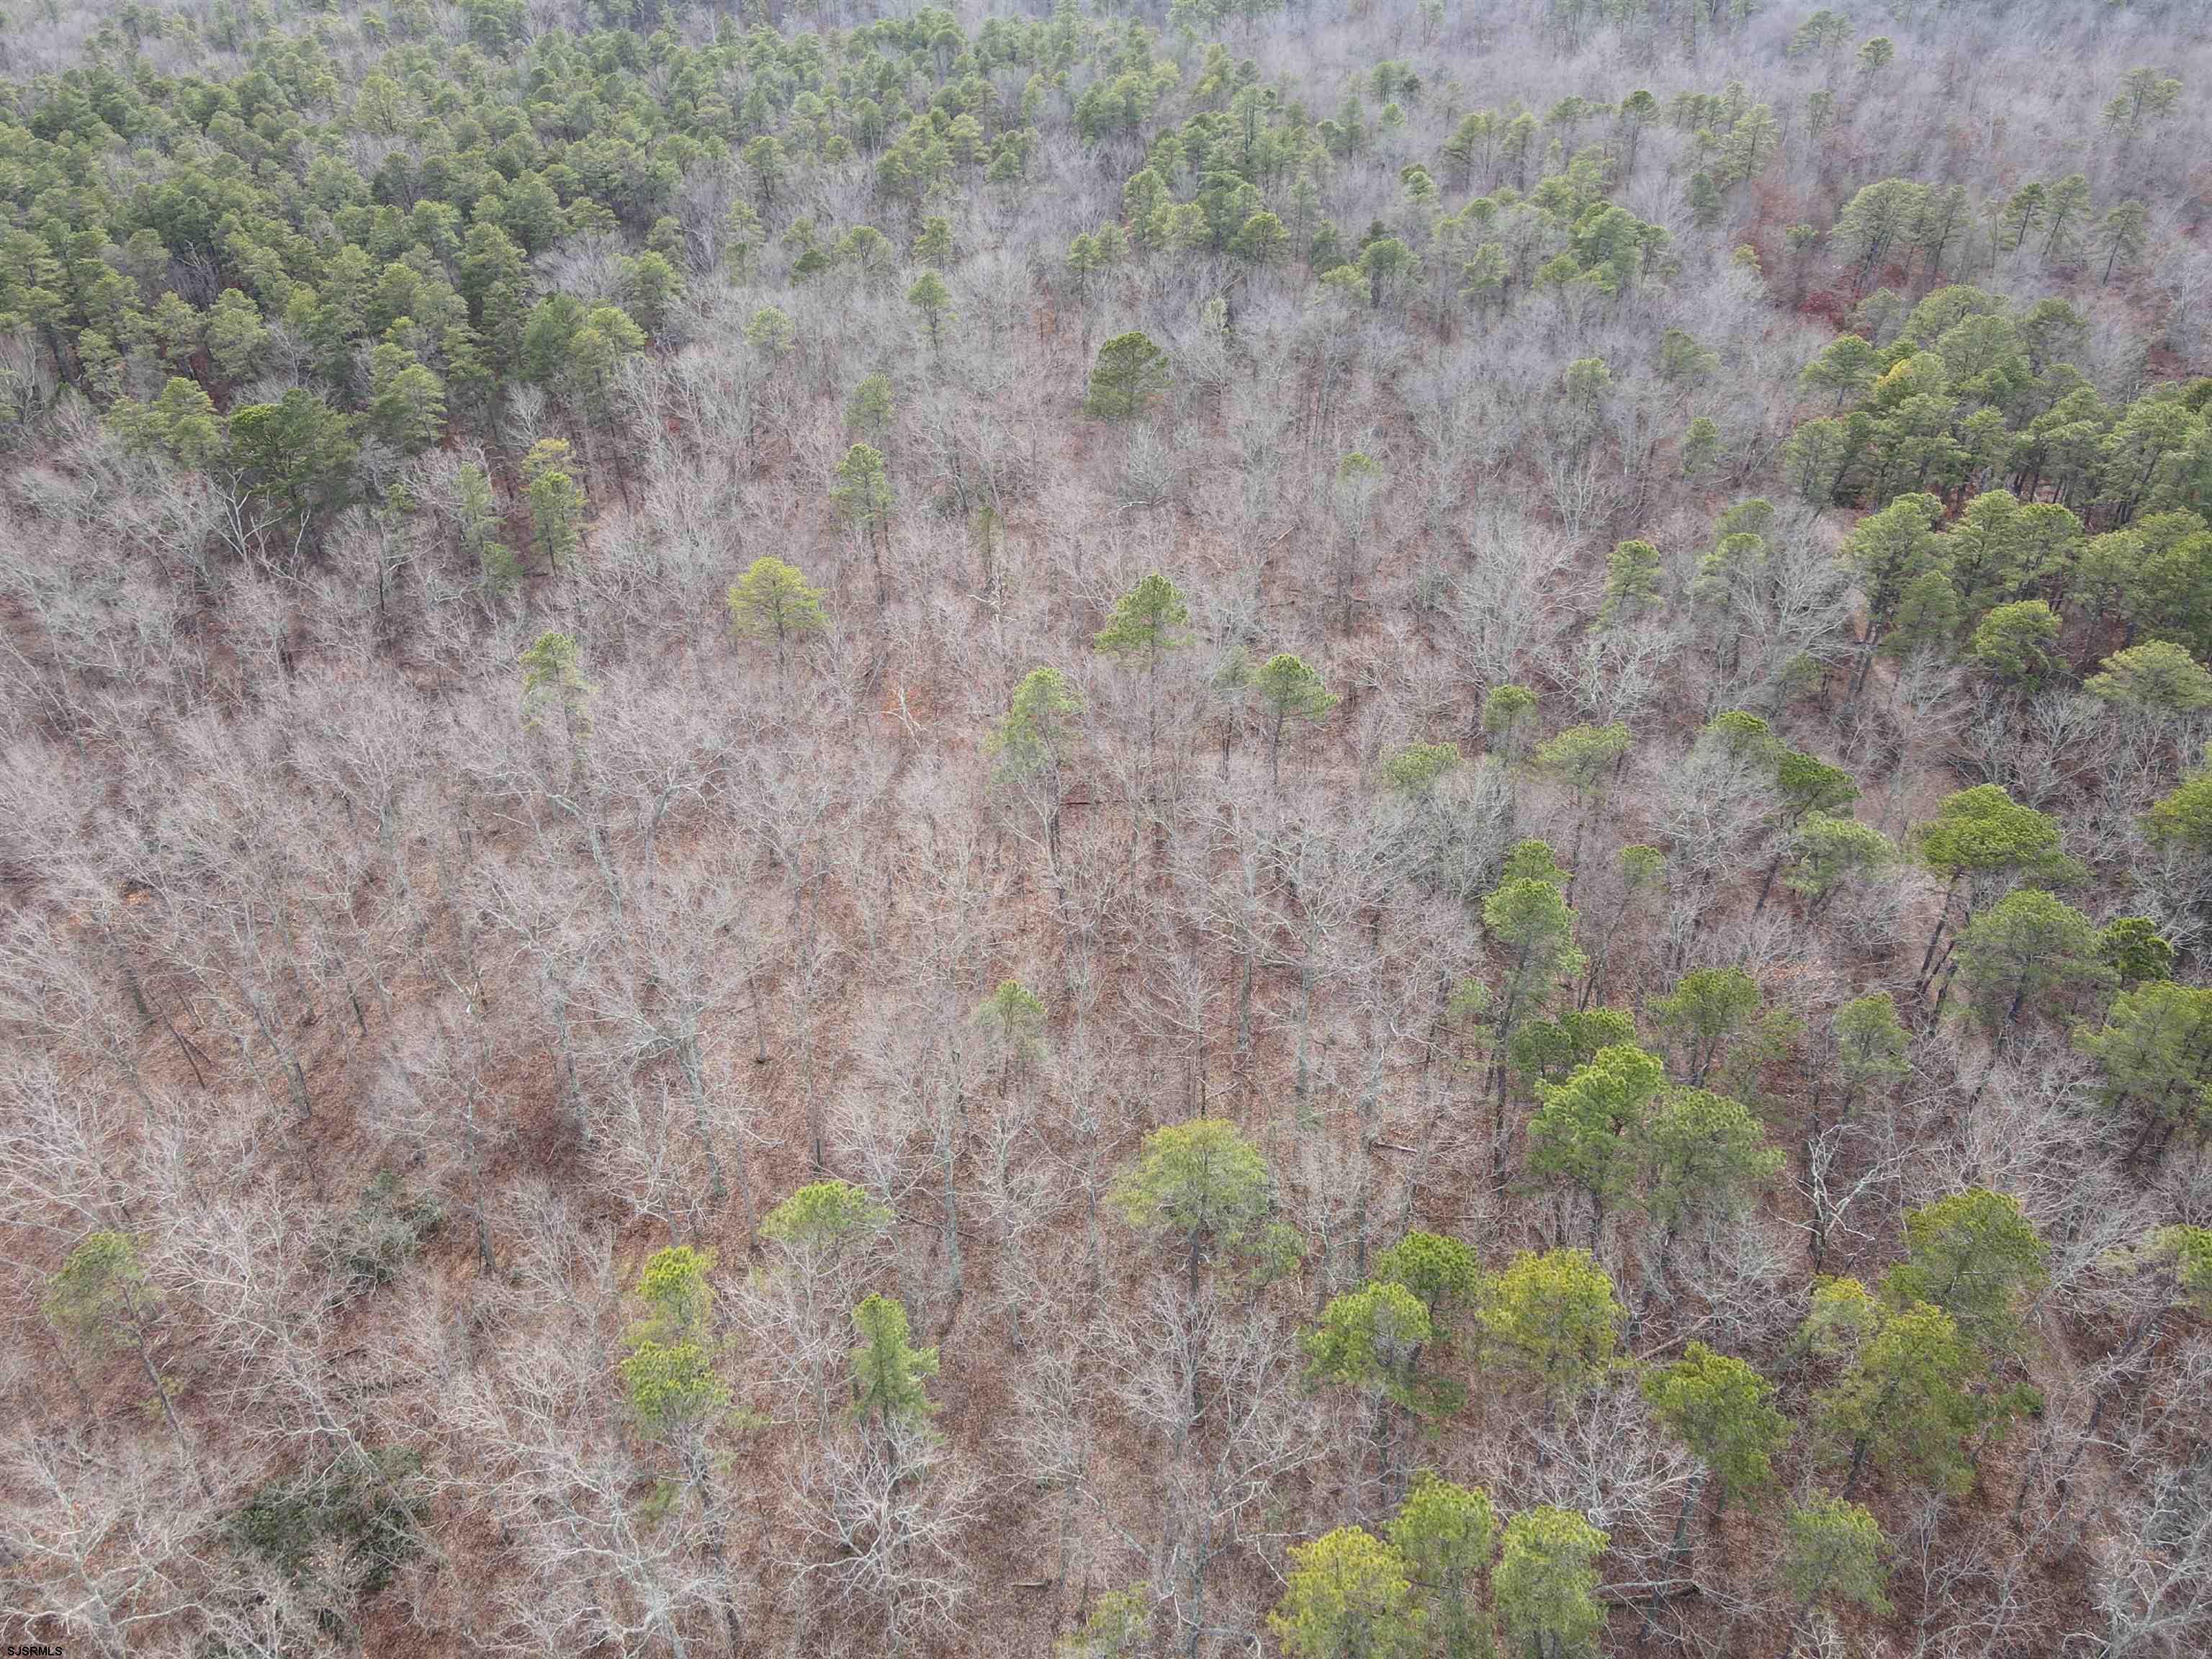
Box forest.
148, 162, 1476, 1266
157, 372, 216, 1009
2, 0, 2211, 1653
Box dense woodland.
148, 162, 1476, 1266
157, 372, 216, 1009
5, 0, 2212, 1654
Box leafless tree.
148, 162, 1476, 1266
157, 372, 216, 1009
786, 1421, 981, 1654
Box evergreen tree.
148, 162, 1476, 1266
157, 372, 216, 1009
1650, 966, 1763, 1087
1380, 742, 1464, 797
2099, 917, 2176, 988
1494, 1506, 1606, 1659
974, 977, 1048, 1084
727, 555, 827, 669
621, 1339, 732, 1442
1596, 539, 1663, 629
1830, 993, 1910, 1117
1642, 1344, 1787, 1509
518, 630, 597, 771
2099, 200, 2149, 282
2144, 760, 2212, 856
621, 1248, 729, 1450
2076, 981, 2212, 1158
1913, 784, 2081, 989
1784, 817, 1894, 914
635, 1244, 714, 1342
1056, 1585, 1153, 1658
1510, 1008, 1639, 1091
1387, 1475, 1496, 1659
1481, 684, 1540, 758
1084, 331, 1172, 422
45, 1231, 202, 1485
761, 1180, 892, 1262
1479, 866, 1587, 1173
847, 372, 896, 445
1799, 1277, 2011, 1498
1372, 1232, 1483, 1334
1840, 493, 1943, 683
1638, 1086, 1784, 1240
1252, 652, 1339, 783
1478, 1249, 1622, 1408
1883, 1187, 2048, 1358
1531, 722, 1632, 876
2086, 640, 2212, 714
1108, 1118, 1274, 1290
1306, 1280, 1437, 1413
1270, 1527, 1424, 1659
1780, 1493, 1891, 1625
1094, 570, 1190, 760
1967, 600, 2064, 690
907, 270, 955, 351
1527, 1043, 1662, 1244
521, 438, 585, 572
1954, 887, 2107, 1032
850, 1292, 940, 1435
988, 666, 1084, 888
832, 442, 895, 602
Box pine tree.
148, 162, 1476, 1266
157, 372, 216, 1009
832, 442, 895, 603
1596, 539, 1663, 629
1388, 1475, 1496, 1659
1912, 784, 2081, 990
1531, 722, 1632, 878
1056, 1585, 1153, 1658
1380, 742, 1464, 797
906, 269, 954, 351
761, 1180, 891, 1261
850, 1292, 940, 1436
521, 438, 585, 571
1883, 1187, 2047, 1358
1372, 1232, 1483, 1334
1478, 866, 1586, 1175
1481, 684, 1539, 757
1306, 1280, 1449, 1496
1108, 1118, 1274, 1291
1643, 1343, 1787, 1508
987, 666, 1084, 893
1650, 966, 1763, 1087
847, 371, 896, 444
1084, 331, 1172, 422
1954, 887, 2107, 1032
1799, 1277, 2009, 1498
635, 1244, 714, 1342
726, 555, 827, 670
1251, 652, 1339, 783
1478, 1248, 1622, 1408
974, 978, 1048, 1084
2098, 200, 2149, 283
2086, 641, 2212, 715
2077, 981, 2212, 1159
1270, 1527, 1424, 1659
1967, 600, 2064, 690
45, 1231, 204, 1489
1527, 1044, 1662, 1245
1494, 1506, 1606, 1659
1638, 1086, 1784, 1240
1784, 817, 1893, 914
2144, 760, 2212, 856
1830, 993, 1910, 1116
621, 1247, 729, 1449
518, 630, 597, 775
621, 1338, 732, 1442
2099, 917, 2176, 988
1094, 571, 1190, 761
2040, 174, 2092, 264
1780, 1493, 1891, 1627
